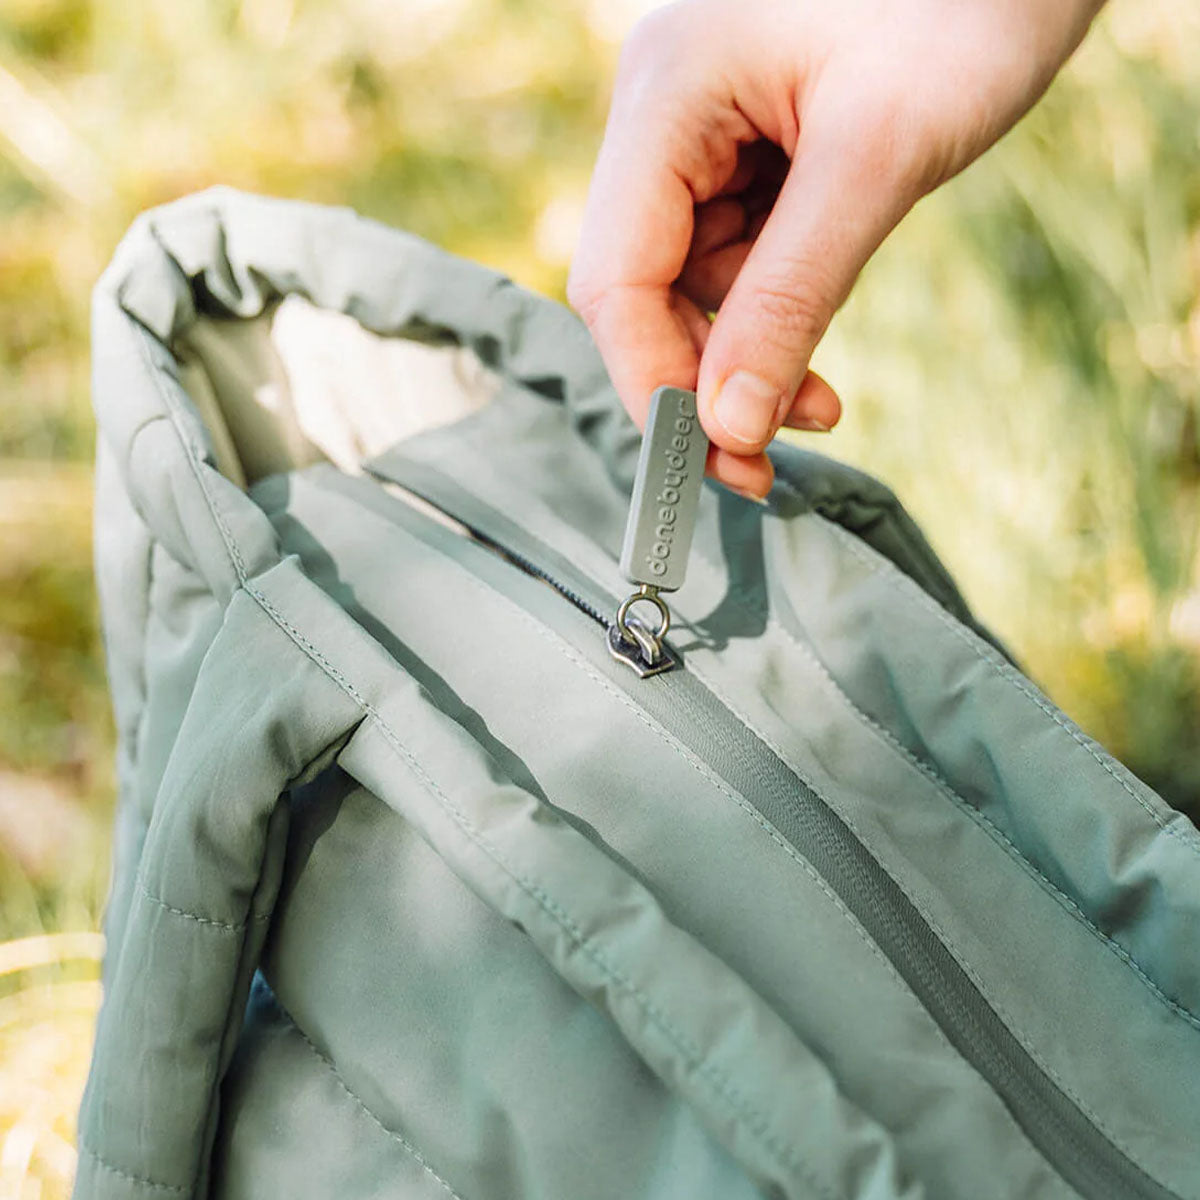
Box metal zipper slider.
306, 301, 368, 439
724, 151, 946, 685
610, 386, 709, 676
608, 584, 677, 677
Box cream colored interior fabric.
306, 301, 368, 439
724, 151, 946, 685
176, 295, 498, 488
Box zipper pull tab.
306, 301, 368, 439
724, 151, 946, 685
609, 386, 709, 676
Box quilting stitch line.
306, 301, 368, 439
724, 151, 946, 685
76, 1145, 187, 1194
121, 259, 1134, 1197
119, 241, 845, 1200
242, 577, 841, 1200
763, 597, 1200, 1036
355, 714, 841, 1200
340, 468, 1184, 1196
263, 992, 467, 1200
679, 529, 1200, 1036
135, 880, 273, 934
321, 490, 924, 997
684, 657, 1186, 1200
350, 472, 1176, 1200
776, 477, 1200, 858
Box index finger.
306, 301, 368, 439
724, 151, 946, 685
570, 131, 776, 497
567, 113, 701, 429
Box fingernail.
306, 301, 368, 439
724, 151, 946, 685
787, 414, 831, 433
712, 371, 785, 447
729, 484, 770, 506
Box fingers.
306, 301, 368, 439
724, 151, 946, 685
576, 282, 705, 430
566, 105, 698, 421
678, 197, 778, 313
570, 0, 1093, 507
716, 139, 791, 203
568, 9, 757, 428
679, 149, 784, 313
671, 289, 714, 356
707, 444, 775, 500
568, 5, 880, 501
696, 114, 917, 455
678, 203, 751, 312
690, 198, 748, 262
781, 370, 841, 432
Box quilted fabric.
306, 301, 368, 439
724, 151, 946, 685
77, 189, 1200, 1200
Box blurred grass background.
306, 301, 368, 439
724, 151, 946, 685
0, 0, 1197, 1192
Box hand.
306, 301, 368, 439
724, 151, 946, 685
568, 0, 1104, 498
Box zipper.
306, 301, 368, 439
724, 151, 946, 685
366, 455, 1179, 1200
467, 526, 679, 678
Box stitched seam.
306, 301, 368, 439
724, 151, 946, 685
765, 605, 1200, 1033
135, 880, 272, 933
241, 578, 837, 1200
122, 299, 1151, 1193
347, 475, 907, 994
133, 271, 886, 1003
833, 512, 1169, 820
684, 523, 1200, 1032
685, 658, 1187, 1198
908, 882, 1189, 1198
776, 477, 1200, 857
131, 290, 891, 1193
76, 1145, 187, 1194
255, 475, 911, 996
814, 488, 966, 617
428, 542, 914, 992
132, 317, 249, 586
263, 993, 466, 1199
125, 285, 836, 1193
121, 303, 280, 1198
131, 274, 1177, 1191
363, 708, 834, 1198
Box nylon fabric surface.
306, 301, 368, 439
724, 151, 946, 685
79, 187, 1200, 1200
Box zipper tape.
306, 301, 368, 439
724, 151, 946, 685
362, 453, 1181, 1200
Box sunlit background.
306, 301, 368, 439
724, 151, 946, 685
0, 0, 1197, 1192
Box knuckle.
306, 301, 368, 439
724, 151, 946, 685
748, 276, 832, 351
565, 271, 605, 326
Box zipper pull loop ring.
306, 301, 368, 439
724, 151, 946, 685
615, 584, 671, 663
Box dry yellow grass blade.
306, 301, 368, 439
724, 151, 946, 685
0, 935, 103, 981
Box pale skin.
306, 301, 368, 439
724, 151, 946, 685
568, 0, 1108, 500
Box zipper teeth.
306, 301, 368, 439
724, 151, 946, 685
364, 460, 1180, 1200
470, 530, 613, 630
496, 546, 1173, 1199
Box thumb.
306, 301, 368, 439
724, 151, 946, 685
697, 127, 915, 454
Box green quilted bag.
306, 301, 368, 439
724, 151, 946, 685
77, 188, 1200, 1200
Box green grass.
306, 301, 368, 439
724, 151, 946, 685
0, 0, 1197, 1189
